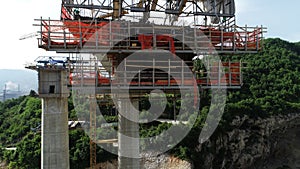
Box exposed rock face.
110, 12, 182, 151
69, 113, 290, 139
93, 160, 117, 169
0, 162, 7, 169
95, 113, 300, 169
253, 127, 300, 169
94, 153, 193, 169
141, 152, 192, 169
195, 113, 300, 169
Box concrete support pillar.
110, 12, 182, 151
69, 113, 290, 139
41, 98, 69, 169
118, 99, 140, 169
38, 70, 70, 169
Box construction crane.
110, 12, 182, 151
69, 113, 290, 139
19, 32, 39, 40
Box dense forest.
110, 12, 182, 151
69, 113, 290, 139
0, 38, 299, 168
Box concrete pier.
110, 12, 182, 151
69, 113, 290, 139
38, 69, 70, 169
118, 99, 140, 169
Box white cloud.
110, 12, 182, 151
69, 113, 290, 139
4, 81, 18, 90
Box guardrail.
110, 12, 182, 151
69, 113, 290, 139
69, 59, 243, 88
34, 18, 266, 54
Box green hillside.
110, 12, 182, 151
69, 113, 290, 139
227, 38, 300, 117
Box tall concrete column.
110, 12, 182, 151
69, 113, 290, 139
38, 69, 70, 169
118, 99, 140, 169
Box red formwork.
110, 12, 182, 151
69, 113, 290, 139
138, 34, 176, 54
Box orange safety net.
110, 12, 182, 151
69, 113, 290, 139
64, 20, 121, 45
41, 19, 121, 46
69, 72, 110, 85
200, 27, 234, 46
247, 28, 262, 48
199, 27, 262, 50
64, 21, 108, 39
208, 62, 241, 85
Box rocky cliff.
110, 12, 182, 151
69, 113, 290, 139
195, 113, 300, 169
94, 153, 192, 169
94, 113, 300, 169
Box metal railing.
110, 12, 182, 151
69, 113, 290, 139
34, 18, 266, 54
69, 58, 243, 88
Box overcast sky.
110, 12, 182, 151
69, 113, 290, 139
0, 0, 299, 69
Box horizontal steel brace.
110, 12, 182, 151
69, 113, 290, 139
194, 12, 234, 17
64, 4, 113, 10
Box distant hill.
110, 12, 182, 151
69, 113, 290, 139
0, 69, 38, 94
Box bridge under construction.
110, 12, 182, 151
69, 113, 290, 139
25, 0, 266, 168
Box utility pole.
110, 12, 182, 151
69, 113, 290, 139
3, 84, 6, 102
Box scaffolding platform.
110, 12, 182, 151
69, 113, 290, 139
69, 58, 243, 89
35, 18, 265, 54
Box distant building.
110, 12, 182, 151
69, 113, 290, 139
0, 90, 27, 102
1, 84, 27, 102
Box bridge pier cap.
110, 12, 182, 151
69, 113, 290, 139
38, 69, 69, 98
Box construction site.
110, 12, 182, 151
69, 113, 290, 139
24, 0, 266, 168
